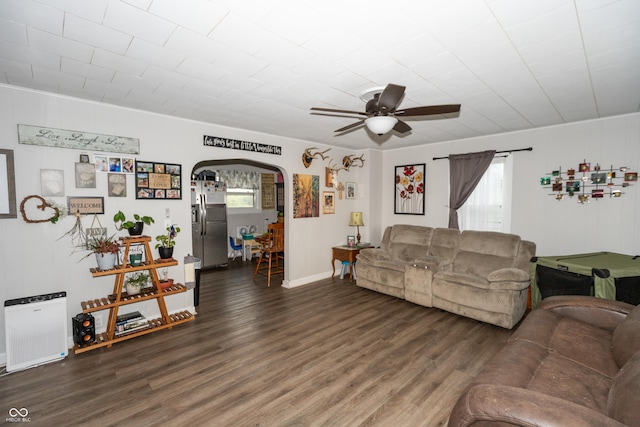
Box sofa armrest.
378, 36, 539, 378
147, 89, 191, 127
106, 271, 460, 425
449, 384, 627, 427
356, 248, 390, 263
537, 295, 635, 331
487, 268, 529, 283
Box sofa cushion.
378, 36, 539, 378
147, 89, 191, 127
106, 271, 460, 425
510, 308, 619, 377
612, 304, 640, 368
427, 227, 460, 262
608, 350, 640, 425
387, 225, 433, 262
452, 231, 520, 278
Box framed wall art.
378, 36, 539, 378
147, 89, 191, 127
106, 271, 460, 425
40, 169, 65, 196
293, 174, 319, 218
322, 191, 335, 214
346, 182, 356, 199
0, 149, 17, 218
75, 162, 96, 188
394, 163, 425, 215
135, 160, 182, 199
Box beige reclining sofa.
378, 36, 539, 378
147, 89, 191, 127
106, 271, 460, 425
356, 224, 536, 329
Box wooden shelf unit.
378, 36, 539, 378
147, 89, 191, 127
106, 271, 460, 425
74, 235, 195, 354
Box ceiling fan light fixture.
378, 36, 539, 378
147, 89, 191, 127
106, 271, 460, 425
365, 116, 397, 135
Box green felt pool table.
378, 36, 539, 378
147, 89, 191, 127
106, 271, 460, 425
530, 252, 640, 308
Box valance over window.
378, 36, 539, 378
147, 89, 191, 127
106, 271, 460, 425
215, 170, 260, 189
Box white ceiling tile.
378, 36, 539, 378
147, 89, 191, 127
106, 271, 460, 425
259, 1, 329, 45
112, 71, 159, 93
490, 0, 573, 28
126, 38, 184, 70
209, 13, 278, 55
0, 56, 32, 79
103, 0, 175, 45
175, 57, 226, 83
92, 49, 147, 76
36, 0, 108, 24
254, 38, 314, 70
0, 17, 28, 45
578, 0, 640, 34
149, 0, 226, 35
61, 57, 115, 82
63, 14, 132, 55
27, 27, 93, 62
32, 65, 85, 89
121, 0, 152, 10
0, 39, 60, 68
164, 27, 221, 63
7, 75, 59, 92
0, 0, 64, 35
143, 65, 190, 89
504, 4, 580, 48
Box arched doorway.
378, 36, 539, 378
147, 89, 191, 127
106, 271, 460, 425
190, 159, 286, 275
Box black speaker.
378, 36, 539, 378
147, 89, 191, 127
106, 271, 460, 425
72, 313, 95, 346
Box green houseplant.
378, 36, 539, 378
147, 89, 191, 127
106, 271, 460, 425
113, 211, 154, 236
155, 225, 180, 259
124, 272, 150, 295
87, 235, 120, 270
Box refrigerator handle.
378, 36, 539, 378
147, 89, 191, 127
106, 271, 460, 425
200, 194, 206, 236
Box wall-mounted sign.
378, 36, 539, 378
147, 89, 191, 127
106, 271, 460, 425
67, 196, 104, 215
18, 124, 140, 154
203, 135, 282, 155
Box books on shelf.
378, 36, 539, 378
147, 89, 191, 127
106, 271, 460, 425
115, 311, 149, 336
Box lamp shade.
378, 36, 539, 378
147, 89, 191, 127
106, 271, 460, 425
365, 116, 397, 135
349, 212, 364, 227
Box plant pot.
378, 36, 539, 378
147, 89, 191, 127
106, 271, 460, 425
158, 246, 174, 260
159, 279, 174, 290
129, 253, 143, 266
125, 284, 141, 295
95, 252, 117, 270
128, 221, 144, 236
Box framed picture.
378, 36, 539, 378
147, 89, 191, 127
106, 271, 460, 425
135, 160, 182, 199
0, 149, 17, 219
293, 174, 319, 218
75, 162, 96, 188
394, 164, 425, 215
347, 235, 355, 247
346, 182, 356, 199
94, 155, 109, 172
41, 169, 65, 196
624, 172, 638, 182
325, 167, 334, 188
79, 153, 90, 163
322, 191, 335, 214
107, 173, 127, 197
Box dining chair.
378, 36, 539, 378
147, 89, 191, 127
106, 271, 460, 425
253, 222, 284, 287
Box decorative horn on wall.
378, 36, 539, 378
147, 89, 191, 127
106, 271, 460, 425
341, 154, 365, 171
302, 147, 331, 168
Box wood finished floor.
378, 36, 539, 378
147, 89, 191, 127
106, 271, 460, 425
0, 260, 515, 427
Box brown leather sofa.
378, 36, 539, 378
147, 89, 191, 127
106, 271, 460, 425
448, 295, 640, 426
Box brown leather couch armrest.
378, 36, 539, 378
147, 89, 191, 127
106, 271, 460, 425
537, 295, 635, 331
448, 384, 628, 427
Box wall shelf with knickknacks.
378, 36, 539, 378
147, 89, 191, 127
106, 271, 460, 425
540, 160, 637, 204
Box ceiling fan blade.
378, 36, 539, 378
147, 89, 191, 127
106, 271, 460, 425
378, 84, 406, 113
393, 119, 412, 134
311, 107, 367, 116
335, 120, 365, 133
395, 104, 461, 117
311, 112, 364, 119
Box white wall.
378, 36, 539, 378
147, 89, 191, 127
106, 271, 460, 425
0, 85, 370, 358
379, 113, 640, 257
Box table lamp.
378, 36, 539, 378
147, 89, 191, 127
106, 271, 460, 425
349, 212, 364, 245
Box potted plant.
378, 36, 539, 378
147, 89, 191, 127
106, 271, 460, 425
124, 272, 150, 295
155, 224, 180, 259
158, 268, 174, 290
113, 211, 154, 236
87, 235, 120, 270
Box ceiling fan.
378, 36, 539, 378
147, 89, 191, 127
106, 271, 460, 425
311, 83, 461, 136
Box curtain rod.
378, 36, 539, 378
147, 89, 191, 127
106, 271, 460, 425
432, 147, 533, 161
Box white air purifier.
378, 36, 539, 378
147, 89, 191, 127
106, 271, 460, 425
4, 292, 68, 372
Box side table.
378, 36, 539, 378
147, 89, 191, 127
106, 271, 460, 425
331, 245, 370, 282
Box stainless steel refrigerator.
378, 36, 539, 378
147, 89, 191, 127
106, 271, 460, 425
191, 180, 228, 268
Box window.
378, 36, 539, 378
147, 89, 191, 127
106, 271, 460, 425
458, 157, 511, 232
226, 188, 256, 208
